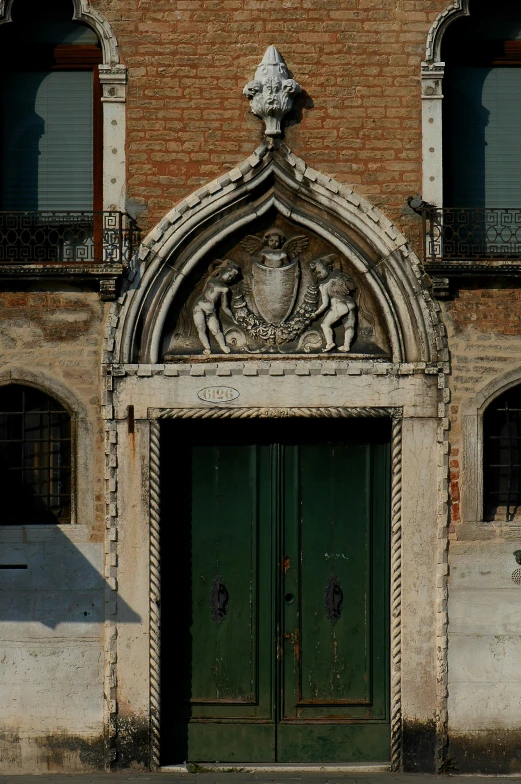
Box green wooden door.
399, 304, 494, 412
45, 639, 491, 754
160, 419, 390, 764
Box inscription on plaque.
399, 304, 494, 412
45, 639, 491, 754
198, 386, 240, 404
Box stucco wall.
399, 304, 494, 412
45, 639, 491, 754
0, 289, 109, 772
442, 290, 521, 772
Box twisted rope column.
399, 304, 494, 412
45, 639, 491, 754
155, 406, 399, 420
149, 420, 161, 769
390, 416, 403, 771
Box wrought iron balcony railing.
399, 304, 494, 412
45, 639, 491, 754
422, 207, 521, 267
0, 211, 140, 266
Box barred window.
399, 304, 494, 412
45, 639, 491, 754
484, 387, 521, 522
0, 385, 71, 525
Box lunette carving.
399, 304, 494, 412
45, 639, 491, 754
193, 260, 241, 355
166, 222, 389, 359
311, 257, 357, 353
243, 46, 301, 137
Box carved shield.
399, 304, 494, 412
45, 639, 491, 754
252, 259, 299, 324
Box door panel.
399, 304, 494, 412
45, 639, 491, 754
279, 439, 390, 761
161, 427, 276, 762
160, 419, 390, 764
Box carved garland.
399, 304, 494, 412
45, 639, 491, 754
148, 406, 403, 769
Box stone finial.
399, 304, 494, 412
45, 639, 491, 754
243, 46, 301, 137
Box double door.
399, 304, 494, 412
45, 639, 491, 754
160, 418, 390, 764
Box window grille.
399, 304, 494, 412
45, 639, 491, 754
484, 387, 521, 521
0, 385, 71, 525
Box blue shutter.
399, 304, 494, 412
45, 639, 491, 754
2, 71, 93, 211
448, 67, 521, 207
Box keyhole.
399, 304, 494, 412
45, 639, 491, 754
284, 593, 294, 604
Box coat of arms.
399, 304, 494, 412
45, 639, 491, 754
241, 228, 308, 324
187, 226, 360, 356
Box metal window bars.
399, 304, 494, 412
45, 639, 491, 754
0, 387, 71, 524
422, 207, 521, 263
0, 211, 140, 265
484, 395, 521, 522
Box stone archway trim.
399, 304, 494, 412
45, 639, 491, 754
148, 407, 404, 770
461, 368, 521, 524
425, 0, 471, 64
110, 143, 445, 367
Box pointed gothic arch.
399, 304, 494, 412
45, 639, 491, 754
112, 143, 442, 365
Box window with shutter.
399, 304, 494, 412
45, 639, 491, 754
446, 67, 521, 208
0, 1, 102, 212
2, 71, 94, 211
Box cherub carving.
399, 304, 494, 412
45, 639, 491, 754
310, 256, 357, 353
240, 229, 309, 268
193, 259, 241, 355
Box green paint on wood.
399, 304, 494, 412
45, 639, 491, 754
160, 419, 390, 764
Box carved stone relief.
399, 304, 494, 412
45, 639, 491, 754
162, 218, 391, 358
243, 46, 301, 137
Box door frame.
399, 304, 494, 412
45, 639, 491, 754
147, 405, 403, 770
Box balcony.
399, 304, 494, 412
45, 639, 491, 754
421, 207, 521, 276
0, 211, 141, 299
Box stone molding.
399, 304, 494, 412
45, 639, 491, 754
0, 366, 94, 529
0, 0, 120, 64
149, 421, 161, 769
151, 405, 402, 420
390, 417, 403, 771
108, 360, 445, 381
147, 406, 403, 770
101, 144, 451, 771
460, 367, 521, 526
425, 1, 470, 64
421, 2, 471, 206
107, 143, 446, 368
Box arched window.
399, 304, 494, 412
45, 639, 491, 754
0, 0, 102, 212
0, 385, 72, 525
442, 1, 521, 209
483, 385, 521, 522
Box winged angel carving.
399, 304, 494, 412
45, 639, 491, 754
240, 229, 309, 269
187, 227, 362, 355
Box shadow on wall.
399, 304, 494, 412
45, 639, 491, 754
0, 525, 140, 628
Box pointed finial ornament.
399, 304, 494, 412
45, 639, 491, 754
243, 46, 301, 137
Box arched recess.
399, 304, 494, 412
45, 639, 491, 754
0, 0, 127, 212
422, 2, 471, 206
425, 0, 471, 64
422, 0, 521, 207
461, 367, 521, 524
113, 143, 443, 365
0, 366, 94, 526
0, 0, 119, 63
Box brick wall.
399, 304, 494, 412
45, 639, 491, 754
92, 0, 449, 238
